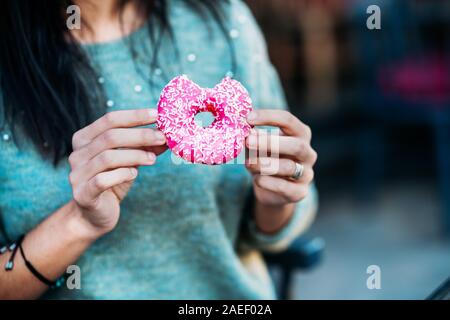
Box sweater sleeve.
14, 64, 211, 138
241, 185, 318, 253
229, 0, 318, 252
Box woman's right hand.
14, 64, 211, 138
68, 109, 167, 237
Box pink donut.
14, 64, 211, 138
157, 75, 253, 165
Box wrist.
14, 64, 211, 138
63, 201, 104, 243
253, 201, 296, 235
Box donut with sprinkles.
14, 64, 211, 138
157, 75, 253, 165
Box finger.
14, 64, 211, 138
246, 157, 314, 182
247, 109, 310, 138
74, 167, 138, 208
72, 128, 166, 164
254, 175, 309, 203
141, 145, 169, 156
246, 130, 317, 163
72, 109, 158, 149
70, 149, 155, 184
246, 157, 292, 176
87, 167, 138, 203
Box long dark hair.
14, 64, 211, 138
0, 0, 234, 165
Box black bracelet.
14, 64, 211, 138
17, 237, 57, 287
2, 234, 66, 288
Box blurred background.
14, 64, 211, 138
245, 0, 450, 299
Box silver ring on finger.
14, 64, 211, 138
291, 162, 304, 180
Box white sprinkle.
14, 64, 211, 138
134, 85, 143, 93
106, 100, 115, 108
98, 77, 105, 84
2, 133, 10, 142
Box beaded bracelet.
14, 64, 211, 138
3, 235, 24, 271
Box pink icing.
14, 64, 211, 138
157, 75, 253, 165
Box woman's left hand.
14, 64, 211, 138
245, 109, 317, 208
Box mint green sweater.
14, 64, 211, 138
0, 0, 317, 299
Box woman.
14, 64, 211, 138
0, 0, 317, 299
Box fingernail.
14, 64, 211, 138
247, 111, 257, 122
155, 131, 166, 142
147, 152, 155, 162
149, 109, 158, 118
248, 134, 257, 149
130, 168, 138, 179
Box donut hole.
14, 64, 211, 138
194, 111, 216, 128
